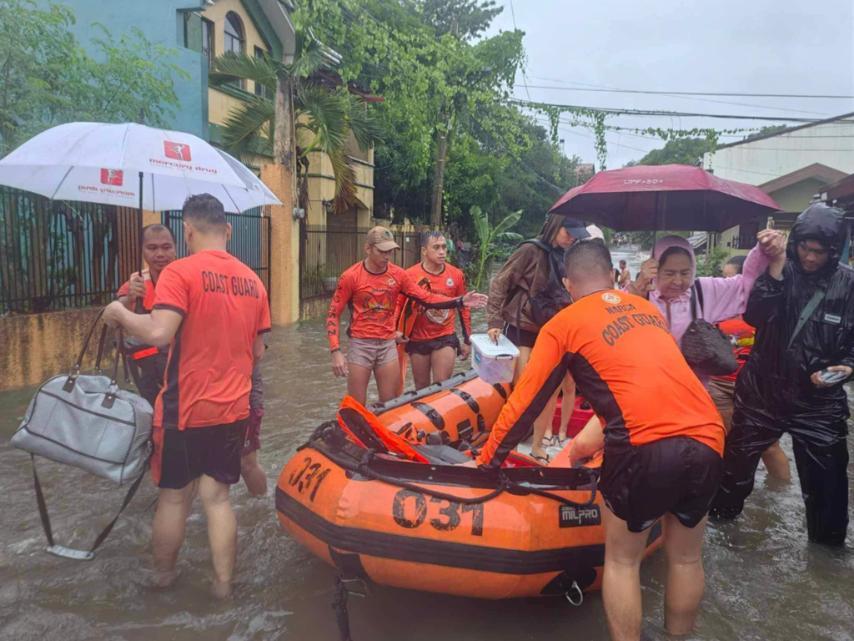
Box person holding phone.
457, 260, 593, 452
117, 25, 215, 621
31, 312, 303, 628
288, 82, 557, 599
711, 203, 854, 546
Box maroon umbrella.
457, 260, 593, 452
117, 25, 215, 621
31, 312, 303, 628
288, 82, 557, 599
549, 164, 780, 231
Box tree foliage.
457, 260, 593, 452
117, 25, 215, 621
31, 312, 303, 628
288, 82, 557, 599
295, 0, 573, 238
637, 137, 716, 167
0, 0, 184, 155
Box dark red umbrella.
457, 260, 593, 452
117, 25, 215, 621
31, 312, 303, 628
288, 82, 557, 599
549, 164, 780, 231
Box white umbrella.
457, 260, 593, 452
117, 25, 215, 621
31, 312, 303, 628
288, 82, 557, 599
0, 121, 280, 213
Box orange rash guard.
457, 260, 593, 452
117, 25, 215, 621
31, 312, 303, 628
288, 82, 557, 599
326, 261, 464, 351
477, 289, 725, 468
395, 262, 472, 342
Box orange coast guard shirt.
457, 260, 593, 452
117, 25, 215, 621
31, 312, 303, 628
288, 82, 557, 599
397, 262, 472, 342
152, 250, 271, 430
477, 289, 725, 468
326, 261, 464, 351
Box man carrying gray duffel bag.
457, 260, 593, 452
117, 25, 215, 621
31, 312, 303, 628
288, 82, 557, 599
11, 310, 153, 560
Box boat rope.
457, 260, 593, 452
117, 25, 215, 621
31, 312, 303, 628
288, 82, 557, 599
356, 449, 598, 509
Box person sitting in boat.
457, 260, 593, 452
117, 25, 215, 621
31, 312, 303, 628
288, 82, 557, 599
623, 231, 785, 378
475, 240, 725, 641
327, 226, 487, 405
394, 230, 472, 390
485, 213, 585, 463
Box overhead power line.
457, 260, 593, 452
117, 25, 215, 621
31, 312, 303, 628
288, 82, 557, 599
511, 99, 822, 122
519, 84, 854, 100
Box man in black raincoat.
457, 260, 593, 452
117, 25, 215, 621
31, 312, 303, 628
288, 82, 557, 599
710, 203, 852, 545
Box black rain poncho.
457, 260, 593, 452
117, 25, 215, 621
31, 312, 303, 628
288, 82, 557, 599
710, 203, 852, 545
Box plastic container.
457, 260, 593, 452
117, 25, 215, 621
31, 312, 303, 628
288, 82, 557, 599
470, 333, 520, 384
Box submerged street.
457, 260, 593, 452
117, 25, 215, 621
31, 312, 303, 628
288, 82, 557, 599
0, 307, 852, 641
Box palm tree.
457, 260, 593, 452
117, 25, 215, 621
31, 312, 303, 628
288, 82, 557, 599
209, 32, 380, 212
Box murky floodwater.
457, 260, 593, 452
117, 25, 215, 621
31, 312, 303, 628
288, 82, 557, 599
1, 272, 853, 641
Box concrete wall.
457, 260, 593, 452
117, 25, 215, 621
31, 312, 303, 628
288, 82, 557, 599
1, 308, 103, 390
49, 0, 208, 138
704, 119, 854, 185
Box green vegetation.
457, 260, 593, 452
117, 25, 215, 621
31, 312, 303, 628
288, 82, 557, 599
0, 0, 184, 155
296, 0, 582, 240
209, 32, 382, 213
470, 206, 523, 290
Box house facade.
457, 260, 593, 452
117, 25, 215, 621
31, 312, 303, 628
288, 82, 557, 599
703, 113, 854, 248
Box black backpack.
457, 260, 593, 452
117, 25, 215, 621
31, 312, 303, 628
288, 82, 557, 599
518, 239, 572, 328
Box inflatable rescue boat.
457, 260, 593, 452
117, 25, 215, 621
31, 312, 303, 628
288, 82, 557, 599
276, 370, 662, 600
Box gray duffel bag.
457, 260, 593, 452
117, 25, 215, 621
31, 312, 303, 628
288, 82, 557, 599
11, 313, 153, 559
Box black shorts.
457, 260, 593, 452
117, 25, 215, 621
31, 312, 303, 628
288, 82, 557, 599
504, 324, 538, 348
405, 333, 460, 355
155, 419, 248, 489
600, 436, 722, 532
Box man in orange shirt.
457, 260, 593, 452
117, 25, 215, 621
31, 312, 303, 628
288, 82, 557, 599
476, 241, 725, 641
327, 226, 486, 404
103, 194, 270, 599
116, 224, 176, 405
396, 231, 472, 389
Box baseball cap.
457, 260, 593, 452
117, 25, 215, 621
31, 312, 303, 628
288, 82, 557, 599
561, 216, 591, 240
366, 226, 400, 251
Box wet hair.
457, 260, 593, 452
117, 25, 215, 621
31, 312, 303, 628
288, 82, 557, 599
564, 239, 614, 283
182, 193, 227, 232
141, 223, 175, 246
725, 255, 746, 275
420, 230, 446, 247
658, 246, 692, 269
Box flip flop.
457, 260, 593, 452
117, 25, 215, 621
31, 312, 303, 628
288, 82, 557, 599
532, 453, 550, 466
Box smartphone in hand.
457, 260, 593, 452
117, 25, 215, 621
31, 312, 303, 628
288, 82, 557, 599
818, 368, 848, 385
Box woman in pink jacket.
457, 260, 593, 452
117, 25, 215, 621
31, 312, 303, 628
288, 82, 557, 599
625, 231, 785, 347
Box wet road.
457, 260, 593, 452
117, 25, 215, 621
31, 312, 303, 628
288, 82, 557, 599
1, 311, 852, 641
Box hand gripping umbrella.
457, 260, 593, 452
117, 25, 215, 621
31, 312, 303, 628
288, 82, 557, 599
549, 164, 780, 232
0, 121, 281, 271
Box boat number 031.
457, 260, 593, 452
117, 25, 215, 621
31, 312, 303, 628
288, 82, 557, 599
392, 489, 484, 536
288, 456, 331, 502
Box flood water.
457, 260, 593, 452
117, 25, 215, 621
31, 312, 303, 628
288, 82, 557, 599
1, 276, 853, 640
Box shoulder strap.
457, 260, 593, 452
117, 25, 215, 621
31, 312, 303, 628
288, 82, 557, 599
788, 288, 826, 350
689, 284, 699, 321
520, 238, 551, 253
31, 454, 148, 561
694, 279, 705, 313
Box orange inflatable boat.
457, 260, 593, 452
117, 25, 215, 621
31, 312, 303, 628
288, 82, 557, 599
276, 371, 662, 601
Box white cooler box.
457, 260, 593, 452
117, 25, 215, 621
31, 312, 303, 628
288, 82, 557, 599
470, 333, 520, 384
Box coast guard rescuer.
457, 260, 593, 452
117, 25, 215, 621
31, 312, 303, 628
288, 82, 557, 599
395, 230, 472, 389
103, 194, 270, 598
475, 241, 725, 641
327, 226, 486, 404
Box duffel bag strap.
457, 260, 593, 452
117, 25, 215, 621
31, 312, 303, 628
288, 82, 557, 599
31, 454, 147, 561
63, 309, 106, 392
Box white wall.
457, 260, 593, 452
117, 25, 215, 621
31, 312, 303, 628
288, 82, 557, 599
704, 119, 854, 185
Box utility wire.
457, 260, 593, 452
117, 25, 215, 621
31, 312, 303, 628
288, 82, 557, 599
511, 99, 822, 122
518, 83, 854, 100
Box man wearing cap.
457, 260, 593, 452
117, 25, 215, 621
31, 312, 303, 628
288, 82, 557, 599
486, 213, 588, 463
327, 226, 487, 405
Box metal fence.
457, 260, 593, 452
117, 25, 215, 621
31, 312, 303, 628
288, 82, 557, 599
1, 186, 140, 314
299, 225, 421, 301
162, 208, 272, 298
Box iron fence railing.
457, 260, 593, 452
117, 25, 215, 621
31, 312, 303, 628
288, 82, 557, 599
1, 186, 140, 314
